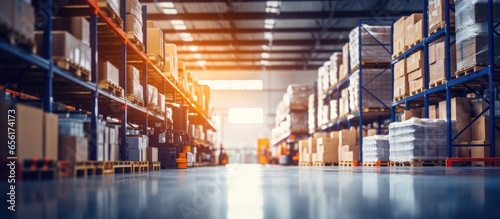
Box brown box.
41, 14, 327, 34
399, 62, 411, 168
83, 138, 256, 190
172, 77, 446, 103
471, 116, 500, 141
316, 152, 339, 163
330, 131, 339, 139
341, 43, 349, 78
0, 0, 14, 30
472, 99, 489, 117
339, 129, 357, 146
52, 17, 90, 46
405, 13, 423, 48
429, 42, 438, 64
394, 59, 406, 79
455, 122, 472, 143
413, 20, 423, 43
456, 142, 470, 158
44, 113, 59, 160
367, 129, 378, 136
402, 109, 423, 121
408, 68, 423, 81
299, 140, 309, 153
428, 0, 455, 33
14, 0, 35, 42
438, 97, 472, 123
393, 74, 408, 98
409, 77, 424, 93
147, 28, 165, 60
429, 105, 438, 119
59, 136, 88, 161
147, 147, 158, 162
429, 60, 445, 84
393, 16, 408, 55
406, 50, 424, 73
317, 137, 338, 153
471, 140, 500, 166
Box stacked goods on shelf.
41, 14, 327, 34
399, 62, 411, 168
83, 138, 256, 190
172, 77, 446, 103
308, 132, 329, 163
298, 140, 311, 164
307, 94, 317, 133
339, 88, 349, 117
406, 50, 424, 94
339, 43, 349, 80
428, 0, 455, 33
428, 37, 457, 86
348, 25, 391, 70
362, 135, 390, 162
146, 22, 165, 69
329, 52, 342, 87
126, 135, 149, 161
178, 61, 188, 88
287, 84, 313, 109
107, 124, 120, 161
389, 118, 451, 162
0, 0, 35, 46
316, 69, 326, 127
393, 16, 408, 56
52, 17, 91, 73
317, 65, 328, 94
0, 103, 59, 162
338, 127, 361, 162
35, 32, 85, 78
455, 0, 500, 73
348, 68, 391, 111
469, 98, 500, 164
158, 93, 166, 113
147, 84, 159, 110
84, 120, 107, 161
321, 62, 331, 93
315, 132, 340, 164
404, 13, 423, 48
124, 0, 143, 49
57, 112, 88, 161
165, 44, 178, 80
438, 97, 472, 144
98, 0, 121, 26
329, 99, 338, 122
126, 65, 144, 104
98, 61, 123, 97
401, 109, 423, 121
200, 85, 211, 114
393, 59, 408, 100
272, 85, 312, 141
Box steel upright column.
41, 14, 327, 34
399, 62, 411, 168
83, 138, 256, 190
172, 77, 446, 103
142, 5, 149, 134
120, 0, 128, 160
89, 13, 99, 160
423, 0, 430, 118
487, 0, 496, 156
358, 23, 364, 162
42, 0, 53, 113
445, 0, 452, 157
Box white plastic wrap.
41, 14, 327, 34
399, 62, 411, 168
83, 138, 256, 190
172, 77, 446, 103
455, 0, 500, 69
349, 25, 392, 68
329, 99, 338, 120
147, 84, 158, 106
329, 52, 342, 86
99, 0, 120, 18
99, 61, 120, 85
287, 84, 314, 108
158, 93, 166, 113
308, 94, 316, 132
348, 68, 392, 111
281, 112, 308, 132
321, 62, 331, 92
388, 118, 456, 162
35, 31, 80, 65
362, 135, 390, 162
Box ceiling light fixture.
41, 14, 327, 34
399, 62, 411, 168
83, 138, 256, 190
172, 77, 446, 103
261, 53, 270, 58
181, 37, 194, 41
262, 45, 270, 50
170, 20, 184, 25
260, 60, 269, 65
264, 19, 275, 25
179, 33, 191, 38
173, 24, 187, 30
161, 8, 177, 14
198, 60, 207, 66
193, 53, 202, 59
264, 32, 273, 40
188, 45, 199, 51
264, 24, 274, 29
265, 7, 279, 14
159, 2, 175, 8
266, 1, 281, 8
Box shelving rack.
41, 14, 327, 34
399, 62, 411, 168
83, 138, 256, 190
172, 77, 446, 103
0, 0, 215, 161
322, 19, 393, 162
391, 0, 498, 157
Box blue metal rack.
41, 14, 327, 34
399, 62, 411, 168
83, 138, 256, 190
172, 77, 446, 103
322, 19, 393, 162
390, 0, 498, 158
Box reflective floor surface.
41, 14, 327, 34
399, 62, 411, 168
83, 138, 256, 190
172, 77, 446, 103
3, 165, 500, 219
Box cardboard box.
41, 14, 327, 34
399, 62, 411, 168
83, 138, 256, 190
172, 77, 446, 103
317, 137, 338, 153
413, 19, 423, 44
14, 0, 35, 42
98, 61, 120, 86
147, 27, 165, 60
429, 41, 438, 64
299, 140, 309, 153
405, 13, 423, 48
429, 105, 438, 119
339, 129, 357, 146
367, 129, 378, 136
408, 68, 423, 81
455, 122, 472, 143
438, 97, 472, 123
471, 116, 500, 141
0, 0, 14, 31
44, 113, 59, 160
35, 31, 80, 65
393, 74, 408, 98
409, 77, 424, 93
394, 59, 406, 79
402, 109, 423, 121
316, 152, 338, 163
393, 16, 408, 55
406, 50, 424, 73
59, 136, 88, 161
311, 153, 317, 163
340, 145, 360, 161
341, 43, 349, 78
428, 0, 455, 32
147, 147, 158, 162
330, 131, 339, 139
471, 98, 492, 117
52, 17, 90, 46
471, 140, 500, 166
456, 142, 470, 158
456, 36, 500, 71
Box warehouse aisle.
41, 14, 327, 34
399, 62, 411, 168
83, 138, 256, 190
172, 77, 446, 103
14, 165, 500, 219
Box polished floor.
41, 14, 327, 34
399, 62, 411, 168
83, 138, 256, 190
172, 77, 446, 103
5, 165, 500, 219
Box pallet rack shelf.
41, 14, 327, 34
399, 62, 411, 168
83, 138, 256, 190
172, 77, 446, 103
390, 0, 498, 158
0, 0, 215, 161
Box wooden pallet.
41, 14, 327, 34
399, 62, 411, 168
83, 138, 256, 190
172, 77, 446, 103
113, 161, 133, 173
409, 38, 423, 48
99, 80, 124, 97
126, 31, 145, 52
97, 1, 123, 28
0, 27, 36, 54
299, 162, 312, 166
390, 160, 445, 167
392, 50, 404, 59
429, 22, 446, 35
312, 162, 339, 166
147, 104, 160, 113
149, 161, 161, 171
127, 95, 145, 106
410, 87, 424, 95
393, 94, 408, 102
94, 161, 114, 175
148, 54, 165, 70
54, 59, 91, 81
362, 160, 390, 167
429, 78, 446, 88
21, 159, 58, 180
455, 65, 488, 78
132, 161, 149, 172
350, 61, 391, 73
339, 160, 358, 167
57, 161, 97, 177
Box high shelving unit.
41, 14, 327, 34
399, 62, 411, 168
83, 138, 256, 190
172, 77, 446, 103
321, 19, 393, 163
0, 0, 215, 161
391, 0, 498, 157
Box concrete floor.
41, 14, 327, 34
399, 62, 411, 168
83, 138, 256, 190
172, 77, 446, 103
6, 165, 500, 219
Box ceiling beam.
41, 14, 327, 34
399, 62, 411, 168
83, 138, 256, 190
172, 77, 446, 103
162, 27, 352, 34
177, 49, 339, 54
147, 11, 419, 20
186, 65, 321, 71
169, 39, 348, 46
181, 58, 325, 62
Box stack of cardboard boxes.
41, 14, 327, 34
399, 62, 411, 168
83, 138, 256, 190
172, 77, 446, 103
392, 16, 408, 56
339, 89, 349, 117
165, 44, 179, 81
406, 50, 424, 94
428, 0, 455, 33
329, 53, 342, 87
315, 132, 339, 164
339, 43, 349, 81
393, 59, 408, 100
429, 38, 456, 86
404, 14, 423, 48
338, 128, 361, 162
146, 21, 165, 69
52, 17, 91, 74
124, 0, 143, 48
126, 65, 144, 103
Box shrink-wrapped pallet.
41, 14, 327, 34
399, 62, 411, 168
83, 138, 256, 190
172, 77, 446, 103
329, 52, 342, 86
349, 25, 392, 69
348, 68, 392, 111
282, 112, 308, 133
308, 94, 317, 132
362, 135, 390, 162
389, 118, 455, 162
286, 84, 313, 109
147, 84, 158, 107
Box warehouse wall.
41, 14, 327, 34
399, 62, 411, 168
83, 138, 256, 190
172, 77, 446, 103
192, 70, 315, 150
